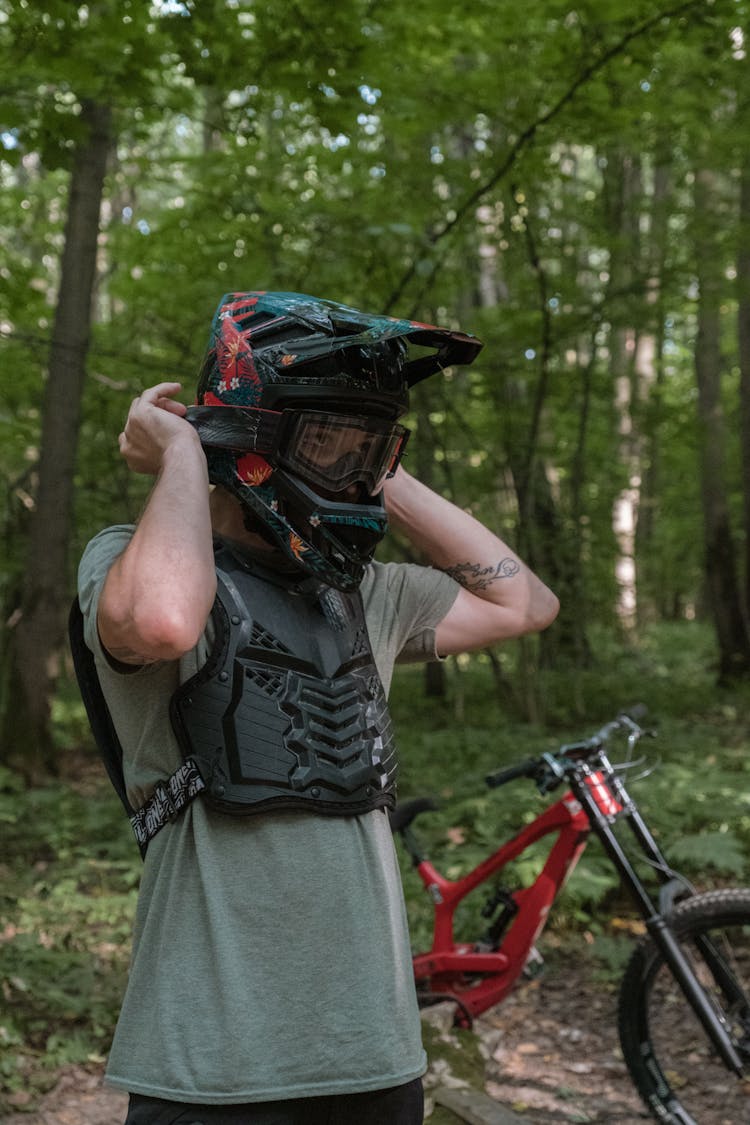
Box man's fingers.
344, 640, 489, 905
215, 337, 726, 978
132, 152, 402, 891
156, 397, 188, 416
139, 381, 183, 403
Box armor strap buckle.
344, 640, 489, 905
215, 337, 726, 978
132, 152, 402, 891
129, 759, 206, 848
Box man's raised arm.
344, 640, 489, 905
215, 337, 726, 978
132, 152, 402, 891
97, 382, 217, 665
383, 467, 559, 655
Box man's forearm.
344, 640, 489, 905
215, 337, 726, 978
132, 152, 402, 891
383, 468, 559, 648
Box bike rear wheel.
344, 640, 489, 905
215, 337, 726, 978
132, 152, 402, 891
618, 888, 750, 1125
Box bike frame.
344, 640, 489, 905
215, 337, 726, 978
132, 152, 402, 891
411, 785, 593, 1021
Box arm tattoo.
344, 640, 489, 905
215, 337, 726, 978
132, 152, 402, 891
442, 558, 520, 592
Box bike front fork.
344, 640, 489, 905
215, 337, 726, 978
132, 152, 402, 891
582, 779, 745, 1077
645, 913, 744, 1076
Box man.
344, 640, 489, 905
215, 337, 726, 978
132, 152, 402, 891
77, 292, 558, 1125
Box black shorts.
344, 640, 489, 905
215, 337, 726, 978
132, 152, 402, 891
125, 1077, 424, 1125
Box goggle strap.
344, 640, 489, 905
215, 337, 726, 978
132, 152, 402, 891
186, 405, 282, 454
390, 428, 409, 472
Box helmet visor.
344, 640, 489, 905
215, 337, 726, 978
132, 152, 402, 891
280, 412, 409, 493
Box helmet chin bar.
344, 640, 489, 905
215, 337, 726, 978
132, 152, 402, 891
206, 449, 386, 591
271, 472, 388, 591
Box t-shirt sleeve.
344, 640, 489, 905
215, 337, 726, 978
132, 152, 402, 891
363, 561, 460, 668
78, 526, 215, 682
77, 525, 139, 665
391, 564, 460, 663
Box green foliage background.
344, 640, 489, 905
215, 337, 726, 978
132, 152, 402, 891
3, 0, 750, 1111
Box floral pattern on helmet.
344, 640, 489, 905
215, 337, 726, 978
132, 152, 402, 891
236, 453, 273, 487
288, 532, 308, 559
202, 295, 263, 406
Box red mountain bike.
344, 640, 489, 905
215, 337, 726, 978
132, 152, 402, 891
390, 710, 750, 1125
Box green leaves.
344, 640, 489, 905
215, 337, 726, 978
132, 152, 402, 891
0, 767, 138, 1108
669, 830, 747, 876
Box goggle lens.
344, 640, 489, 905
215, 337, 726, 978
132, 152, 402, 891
281, 412, 409, 493
186, 405, 409, 494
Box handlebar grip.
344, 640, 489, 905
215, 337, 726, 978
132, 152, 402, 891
485, 759, 538, 789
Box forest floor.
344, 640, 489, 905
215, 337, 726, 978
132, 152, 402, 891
4, 968, 649, 1125
423, 971, 648, 1123
425, 966, 650, 1124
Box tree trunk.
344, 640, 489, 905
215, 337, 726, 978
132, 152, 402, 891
603, 148, 642, 634
693, 168, 750, 682
560, 335, 598, 672
635, 154, 671, 622
738, 153, 750, 620
2, 100, 112, 776
506, 188, 591, 674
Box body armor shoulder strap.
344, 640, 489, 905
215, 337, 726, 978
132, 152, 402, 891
68, 597, 206, 856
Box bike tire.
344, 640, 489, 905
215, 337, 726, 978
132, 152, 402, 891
618, 887, 750, 1125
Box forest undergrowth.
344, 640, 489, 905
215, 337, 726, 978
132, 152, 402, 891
2, 621, 749, 1113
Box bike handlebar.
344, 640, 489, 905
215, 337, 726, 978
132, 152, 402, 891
484, 705, 649, 792
567, 704, 648, 754
485, 758, 539, 789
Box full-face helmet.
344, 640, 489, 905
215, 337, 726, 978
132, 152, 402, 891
187, 291, 482, 591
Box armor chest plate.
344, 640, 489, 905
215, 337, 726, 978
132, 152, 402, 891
170, 545, 397, 817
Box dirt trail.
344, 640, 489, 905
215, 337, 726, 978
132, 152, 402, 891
473, 974, 647, 1122
3, 1066, 127, 1125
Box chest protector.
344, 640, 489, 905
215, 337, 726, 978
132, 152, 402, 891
169, 543, 398, 818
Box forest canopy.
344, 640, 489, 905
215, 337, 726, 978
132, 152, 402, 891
2, 0, 750, 773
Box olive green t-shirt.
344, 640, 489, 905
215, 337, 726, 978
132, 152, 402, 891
78, 526, 459, 1104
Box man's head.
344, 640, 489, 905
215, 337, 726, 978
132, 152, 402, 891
187, 291, 482, 590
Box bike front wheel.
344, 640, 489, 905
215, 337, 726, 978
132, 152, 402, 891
618, 887, 750, 1125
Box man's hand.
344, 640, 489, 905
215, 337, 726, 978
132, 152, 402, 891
383, 467, 559, 655
118, 382, 198, 475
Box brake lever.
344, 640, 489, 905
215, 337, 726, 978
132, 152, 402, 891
535, 753, 571, 795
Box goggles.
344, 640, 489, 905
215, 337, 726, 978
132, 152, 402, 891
187, 405, 409, 494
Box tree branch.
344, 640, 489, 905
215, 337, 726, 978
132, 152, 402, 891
383, 0, 705, 315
